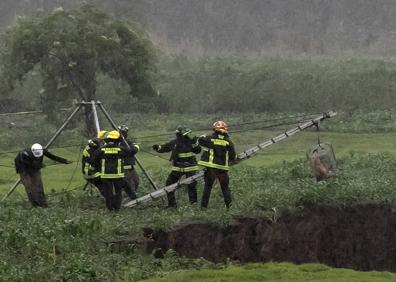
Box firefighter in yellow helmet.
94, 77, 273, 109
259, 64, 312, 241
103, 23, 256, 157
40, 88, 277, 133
91, 130, 136, 211
97, 130, 108, 139
198, 121, 236, 209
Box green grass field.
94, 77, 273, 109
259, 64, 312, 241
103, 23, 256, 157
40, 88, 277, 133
145, 263, 396, 282
4, 44, 396, 281
1, 130, 396, 195
1, 112, 396, 281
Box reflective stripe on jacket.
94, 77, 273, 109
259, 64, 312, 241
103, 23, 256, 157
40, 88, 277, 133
92, 141, 129, 179
123, 140, 139, 170
82, 145, 100, 179
101, 147, 124, 178
157, 136, 201, 171
198, 133, 236, 171
171, 165, 200, 172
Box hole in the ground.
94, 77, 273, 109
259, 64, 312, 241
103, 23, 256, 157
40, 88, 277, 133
144, 201, 396, 272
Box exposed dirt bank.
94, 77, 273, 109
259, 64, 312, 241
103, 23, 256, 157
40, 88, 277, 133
144, 202, 396, 271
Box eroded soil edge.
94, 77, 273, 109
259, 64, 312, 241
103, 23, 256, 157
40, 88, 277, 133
144, 202, 396, 271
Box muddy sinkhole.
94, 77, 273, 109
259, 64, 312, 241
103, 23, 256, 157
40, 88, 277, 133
140, 202, 396, 272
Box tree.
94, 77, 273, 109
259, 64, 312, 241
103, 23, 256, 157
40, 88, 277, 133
0, 4, 156, 135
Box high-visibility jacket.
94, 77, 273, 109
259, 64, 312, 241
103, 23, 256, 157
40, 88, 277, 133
198, 133, 236, 171
157, 136, 201, 172
93, 141, 129, 179
123, 140, 140, 170
82, 139, 101, 179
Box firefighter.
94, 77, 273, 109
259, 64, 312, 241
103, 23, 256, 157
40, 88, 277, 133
92, 130, 136, 211
14, 143, 71, 207
118, 125, 140, 199
81, 131, 107, 194
152, 126, 201, 208
198, 121, 236, 209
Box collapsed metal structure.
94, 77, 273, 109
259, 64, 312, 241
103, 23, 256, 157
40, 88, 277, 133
124, 111, 337, 208
2, 101, 159, 202
2, 106, 336, 206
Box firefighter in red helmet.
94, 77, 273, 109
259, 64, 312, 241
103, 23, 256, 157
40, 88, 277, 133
198, 121, 236, 209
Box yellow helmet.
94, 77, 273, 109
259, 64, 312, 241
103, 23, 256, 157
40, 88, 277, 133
107, 130, 120, 140
97, 130, 108, 139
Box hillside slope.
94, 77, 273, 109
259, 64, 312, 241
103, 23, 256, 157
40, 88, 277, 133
1, 0, 396, 55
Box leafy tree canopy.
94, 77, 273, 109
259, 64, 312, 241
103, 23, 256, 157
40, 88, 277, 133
0, 4, 156, 131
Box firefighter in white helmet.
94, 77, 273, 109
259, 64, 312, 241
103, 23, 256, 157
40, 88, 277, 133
14, 143, 71, 207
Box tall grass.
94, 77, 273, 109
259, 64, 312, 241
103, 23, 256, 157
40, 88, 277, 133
154, 56, 396, 113
2, 152, 396, 280
3, 56, 396, 115
145, 262, 396, 282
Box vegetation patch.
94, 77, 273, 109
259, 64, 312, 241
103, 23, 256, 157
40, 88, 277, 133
145, 262, 396, 282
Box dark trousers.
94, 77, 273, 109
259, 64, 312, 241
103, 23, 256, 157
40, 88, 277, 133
100, 179, 131, 211
20, 171, 47, 208
201, 168, 231, 208
165, 170, 198, 207
124, 169, 140, 199
87, 178, 106, 197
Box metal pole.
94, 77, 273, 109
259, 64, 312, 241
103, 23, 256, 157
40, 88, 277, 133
91, 101, 100, 133
97, 102, 160, 191
124, 111, 338, 208
1, 179, 22, 202
0, 108, 71, 117
2, 104, 83, 202
44, 104, 83, 149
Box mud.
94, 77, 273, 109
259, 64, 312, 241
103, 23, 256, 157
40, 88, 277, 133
144, 202, 396, 271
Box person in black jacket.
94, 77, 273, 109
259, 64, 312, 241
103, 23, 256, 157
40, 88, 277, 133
91, 130, 137, 211
198, 121, 236, 209
14, 143, 70, 207
152, 126, 201, 208
118, 125, 140, 199
82, 136, 104, 195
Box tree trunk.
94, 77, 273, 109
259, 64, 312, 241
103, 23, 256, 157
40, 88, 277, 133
83, 105, 97, 138
78, 73, 98, 138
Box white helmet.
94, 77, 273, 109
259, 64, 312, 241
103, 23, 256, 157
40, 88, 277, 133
31, 143, 43, 158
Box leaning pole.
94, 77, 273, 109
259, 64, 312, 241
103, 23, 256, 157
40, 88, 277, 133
123, 111, 337, 208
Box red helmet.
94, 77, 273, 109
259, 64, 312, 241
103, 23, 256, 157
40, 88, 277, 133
213, 120, 228, 134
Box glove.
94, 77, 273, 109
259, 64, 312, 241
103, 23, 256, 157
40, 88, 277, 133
133, 143, 140, 152
152, 144, 160, 152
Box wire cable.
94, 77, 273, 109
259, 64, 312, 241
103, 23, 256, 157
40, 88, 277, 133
0, 113, 322, 157
47, 184, 85, 197
64, 138, 85, 191
142, 118, 309, 144
132, 112, 321, 141
139, 148, 171, 162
